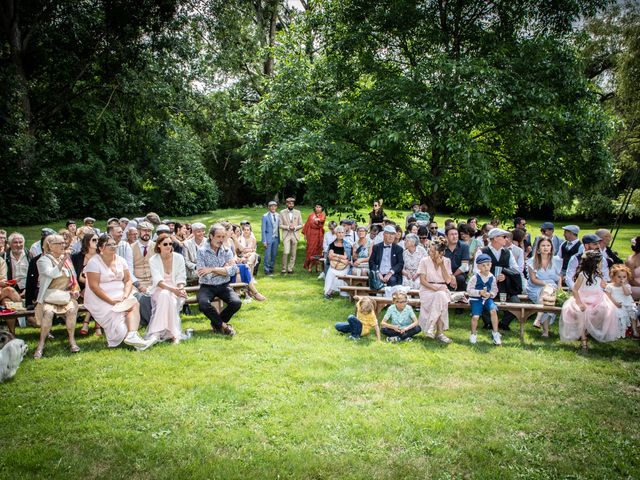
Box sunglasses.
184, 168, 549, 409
161, 242, 173, 247
90, 238, 98, 242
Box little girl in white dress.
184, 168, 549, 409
605, 264, 638, 338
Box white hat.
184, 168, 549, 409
383, 225, 396, 234
488, 228, 510, 239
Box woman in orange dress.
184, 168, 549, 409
302, 203, 326, 271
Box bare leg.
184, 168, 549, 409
35, 309, 54, 357
490, 310, 499, 332
542, 315, 550, 337
125, 304, 141, 332
65, 307, 79, 349
471, 315, 479, 334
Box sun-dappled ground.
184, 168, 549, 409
1, 209, 639, 479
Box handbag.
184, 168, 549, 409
541, 285, 557, 306
44, 289, 71, 306
330, 259, 349, 271
368, 269, 384, 290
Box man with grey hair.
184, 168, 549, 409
107, 224, 133, 274
595, 228, 622, 268
183, 222, 207, 285
2, 232, 29, 295
196, 224, 242, 336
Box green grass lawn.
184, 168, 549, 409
1, 209, 639, 479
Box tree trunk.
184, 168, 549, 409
263, 0, 278, 76
2, 0, 36, 169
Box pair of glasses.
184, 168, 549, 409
90, 238, 98, 242
419, 236, 427, 239
429, 227, 438, 230
51, 242, 65, 245
161, 242, 173, 247
105, 243, 117, 248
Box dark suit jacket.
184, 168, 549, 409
369, 242, 404, 275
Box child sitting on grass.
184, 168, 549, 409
466, 254, 501, 345
335, 296, 381, 341
605, 264, 638, 338
380, 291, 421, 342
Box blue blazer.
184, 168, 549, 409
261, 212, 280, 244
369, 242, 404, 275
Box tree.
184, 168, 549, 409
243, 0, 613, 218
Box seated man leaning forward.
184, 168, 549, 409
369, 225, 404, 287
196, 224, 242, 336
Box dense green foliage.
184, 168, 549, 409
1, 0, 638, 224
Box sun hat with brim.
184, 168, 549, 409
487, 228, 510, 239
476, 254, 492, 265
562, 225, 580, 235
112, 296, 139, 313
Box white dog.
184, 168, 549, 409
0, 339, 28, 383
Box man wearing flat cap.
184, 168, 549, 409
130, 221, 155, 325
564, 233, 609, 289
83, 217, 100, 235
279, 197, 303, 273
556, 225, 582, 276
369, 225, 404, 287
475, 228, 523, 330
261, 201, 280, 275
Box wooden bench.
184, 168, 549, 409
336, 274, 370, 286
338, 285, 420, 301
353, 295, 562, 343
0, 283, 248, 322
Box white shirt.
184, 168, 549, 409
29, 241, 42, 259
565, 252, 609, 289
117, 240, 134, 276
380, 243, 393, 274
323, 231, 336, 255
10, 250, 29, 289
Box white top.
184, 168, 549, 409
148, 253, 186, 294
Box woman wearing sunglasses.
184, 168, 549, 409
146, 233, 188, 343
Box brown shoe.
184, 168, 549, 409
220, 323, 236, 337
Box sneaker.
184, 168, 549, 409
347, 335, 360, 341
402, 337, 413, 342
492, 331, 502, 345
123, 331, 150, 349
386, 336, 400, 343
324, 294, 332, 300
425, 328, 436, 339
469, 333, 477, 344
317, 272, 325, 280
436, 333, 452, 344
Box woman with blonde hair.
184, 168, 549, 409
33, 234, 81, 358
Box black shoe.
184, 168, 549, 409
499, 323, 511, 331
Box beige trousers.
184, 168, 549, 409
282, 235, 298, 271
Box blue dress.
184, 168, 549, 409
526, 257, 562, 303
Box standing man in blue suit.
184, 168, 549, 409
261, 200, 280, 276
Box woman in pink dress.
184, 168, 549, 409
146, 233, 187, 344
84, 235, 152, 350
417, 237, 453, 343
560, 250, 619, 350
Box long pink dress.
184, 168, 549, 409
146, 272, 183, 341
560, 273, 619, 342
83, 256, 129, 347
417, 256, 452, 334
